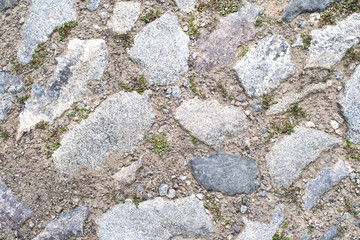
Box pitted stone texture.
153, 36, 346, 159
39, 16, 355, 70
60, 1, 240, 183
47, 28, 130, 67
191, 151, 259, 195
96, 196, 214, 240
18, 0, 76, 64
53, 91, 155, 178
195, 2, 263, 72
129, 13, 189, 86
87, 0, 100, 11
0, 0, 18, 10
306, 13, 360, 69
0, 72, 24, 122
17, 39, 109, 138
339, 66, 360, 144
321, 227, 338, 240
174, 98, 247, 145
0, 180, 33, 231
304, 160, 350, 211
266, 126, 341, 189
236, 204, 284, 240
267, 81, 332, 115
234, 34, 294, 97
107, 2, 140, 35
174, 0, 197, 12
33, 206, 88, 240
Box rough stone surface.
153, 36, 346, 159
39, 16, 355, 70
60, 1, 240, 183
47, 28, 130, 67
17, 39, 109, 138
107, 2, 140, 35
0, 0, 18, 10
191, 151, 259, 195
159, 184, 169, 196
0, 72, 24, 122
282, 0, 339, 22
321, 226, 338, 240
174, 0, 197, 12
266, 126, 341, 189
174, 98, 248, 145
87, 0, 100, 11
236, 204, 284, 240
112, 158, 143, 186
306, 13, 360, 69
339, 66, 360, 144
18, 0, 76, 64
0, 180, 33, 231
304, 160, 350, 211
129, 13, 189, 86
96, 196, 214, 240
267, 81, 332, 115
53, 91, 155, 178
33, 206, 89, 240
195, 2, 263, 72
234, 34, 294, 97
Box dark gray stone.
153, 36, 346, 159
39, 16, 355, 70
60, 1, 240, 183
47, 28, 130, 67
0, 0, 18, 10
87, 0, 100, 11
33, 206, 89, 240
0, 180, 33, 231
321, 226, 338, 240
191, 151, 259, 195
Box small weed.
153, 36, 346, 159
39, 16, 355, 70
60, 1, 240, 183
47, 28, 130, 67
44, 126, 67, 158
114, 32, 134, 49
320, 0, 360, 27
344, 197, 359, 218
312, 203, 324, 212
18, 94, 30, 104
119, 76, 147, 94
196, 0, 240, 16
57, 21, 77, 41
162, 105, 167, 109
185, 13, 201, 40
345, 138, 360, 161
141, 9, 160, 23
146, 132, 170, 156
217, 82, 228, 98
310, 66, 334, 83
308, 223, 315, 234
262, 92, 278, 109
337, 225, 348, 235
66, 104, 91, 124
254, 14, 282, 37
189, 74, 205, 98
239, 45, 249, 56
344, 46, 360, 67
36, 120, 48, 130
191, 136, 199, 143
104, 185, 125, 204
1, 131, 9, 140
277, 186, 302, 205
203, 194, 223, 222
272, 221, 290, 240
132, 193, 143, 208
300, 33, 312, 50
24, 77, 34, 87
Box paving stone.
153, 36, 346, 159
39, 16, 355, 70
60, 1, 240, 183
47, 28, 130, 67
0, 0, 18, 10
339, 65, 360, 144
0, 72, 24, 122
174, 0, 196, 12
174, 98, 247, 145
321, 226, 338, 240
87, 0, 100, 11
17, 39, 109, 138
112, 157, 143, 186
266, 81, 332, 115
306, 13, 360, 69
96, 196, 214, 240
0, 180, 33, 231
52, 91, 155, 178
33, 206, 88, 240
236, 204, 284, 240
191, 151, 259, 195
195, 2, 263, 72
266, 126, 341, 189
129, 13, 189, 86
234, 34, 294, 97
107, 2, 140, 35
17, 0, 76, 64
304, 160, 350, 211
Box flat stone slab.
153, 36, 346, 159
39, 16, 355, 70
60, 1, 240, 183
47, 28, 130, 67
33, 206, 88, 240
174, 0, 196, 12
266, 126, 341, 189
18, 0, 76, 64
339, 65, 360, 144
236, 204, 284, 240
96, 196, 214, 240
0, 180, 33, 231
0, 0, 18, 10
107, 2, 140, 35
17, 39, 109, 138
174, 98, 248, 145
195, 1, 263, 72
306, 13, 360, 69
53, 91, 155, 178
0, 72, 24, 122
129, 13, 189, 86
304, 160, 350, 211
321, 226, 338, 240
234, 34, 294, 97
191, 151, 259, 195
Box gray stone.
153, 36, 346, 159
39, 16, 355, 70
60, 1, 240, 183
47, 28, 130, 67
266, 126, 341, 189
33, 206, 88, 240
357, 220, 360, 228
0, 0, 18, 10
195, 2, 263, 72
236, 204, 284, 240
17, 39, 109, 138
0, 180, 33, 231
113, 157, 143, 186
306, 13, 360, 69
292, 34, 304, 47
107, 2, 140, 35
129, 13, 189, 86
96, 196, 214, 240
172, 86, 182, 99
174, 0, 196, 12
0, 72, 24, 122
304, 160, 350, 211
240, 205, 247, 214
159, 184, 169, 196
321, 226, 338, 240
166, 189, 176, 199
52, 91, 155, 178
282, 0, 340, 22
87, 0, 100, 11
234, 34, 294, 97
267, 81, 332, 115
174, 98, 247, 145
191, 151, 259, 195
18, 0, 76, 64
339, 66, 360, 144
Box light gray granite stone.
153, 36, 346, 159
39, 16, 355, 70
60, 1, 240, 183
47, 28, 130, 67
107, 2, 140, 35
